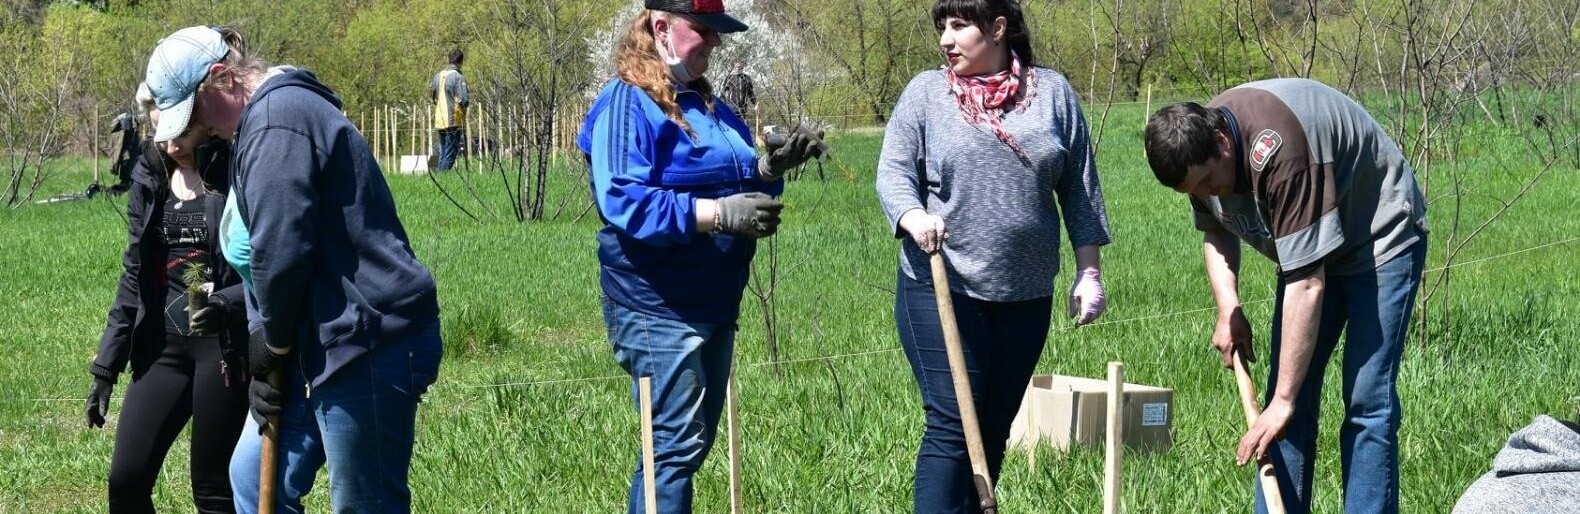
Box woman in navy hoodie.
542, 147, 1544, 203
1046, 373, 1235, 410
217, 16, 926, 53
577, 1, 825, 512
142, 26, 442, 513
86, 82, 249, 513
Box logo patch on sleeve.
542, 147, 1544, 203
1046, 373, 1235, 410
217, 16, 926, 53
1248, 129, 1283, 172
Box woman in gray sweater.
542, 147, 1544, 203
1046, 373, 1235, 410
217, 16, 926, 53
875, 0, 1112, 511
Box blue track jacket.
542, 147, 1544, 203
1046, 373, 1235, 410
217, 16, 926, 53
577, 79, 781, 324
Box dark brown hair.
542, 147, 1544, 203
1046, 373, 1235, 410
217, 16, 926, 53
1143, 102, 1228, 187
932, 0, 1035, 68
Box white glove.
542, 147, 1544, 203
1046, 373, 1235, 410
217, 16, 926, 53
1068, 268, 1107, 326
897, 209, 947, 253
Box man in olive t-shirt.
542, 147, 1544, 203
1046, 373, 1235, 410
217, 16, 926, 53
1144, 78, 1428, 514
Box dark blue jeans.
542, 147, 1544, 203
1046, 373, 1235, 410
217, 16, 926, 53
434, 127, 463, 171
1256, 239, 1427, 514
228, 321, 443, 514
896, 270, 1052, 514
604, 298, 735, 514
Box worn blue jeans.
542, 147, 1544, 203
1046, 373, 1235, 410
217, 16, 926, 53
434, 127, 463, 171
1256, 239, 1427, 514
896, 270, 1053, 514
229, 321, 443, 514
604, 298, 735, 514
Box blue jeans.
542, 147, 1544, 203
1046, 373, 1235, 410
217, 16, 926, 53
896, 270, 1052, 514
604, 298, 735, 514
435, 127, 463, 171
229, 321, 443, 514
1256, 239, 1426, 514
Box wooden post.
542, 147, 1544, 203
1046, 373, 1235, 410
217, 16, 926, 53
468, 104, 476, 163
92, 105, 101, 186
726, 366, 743, 514
1234, 351, 1288, 514
1104, 362, 1125, 514
1144, 83, 1154, 130
373, 108, 381, 167
409, 104, 417, 159
639, 377, 658, 514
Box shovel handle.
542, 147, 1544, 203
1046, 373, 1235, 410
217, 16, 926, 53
930, 252, 999, 513
1232, 350, 1287, 514
259, 368, 282, 514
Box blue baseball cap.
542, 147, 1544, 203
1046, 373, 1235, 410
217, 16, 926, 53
144, 26, 229, 142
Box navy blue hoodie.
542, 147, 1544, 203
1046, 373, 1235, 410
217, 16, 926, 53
232, 69, 439, 387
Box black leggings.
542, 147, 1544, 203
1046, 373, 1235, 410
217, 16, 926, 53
109, 334, 248, 513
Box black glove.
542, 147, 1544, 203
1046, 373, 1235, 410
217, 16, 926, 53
189, 291, 230, 335
714, 192, 783, 239
85, 375, 114, 428
248, 328, 288, 378
249, 377, 282, 429
759, 126, 828, 181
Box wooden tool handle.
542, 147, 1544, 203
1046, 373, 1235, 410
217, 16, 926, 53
259, 368, 282, 514
930, 253, 999, 514
1232, 350, 1288, 514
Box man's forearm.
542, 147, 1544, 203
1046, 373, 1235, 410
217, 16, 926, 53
1203, 229, 1243, 312
1272, 269, 1325, 405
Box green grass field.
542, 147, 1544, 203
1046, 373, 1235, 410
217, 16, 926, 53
1, 103, 1576, 512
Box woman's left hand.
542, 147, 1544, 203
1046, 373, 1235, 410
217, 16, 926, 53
758, 126, 827, 181
1068, 268, 1106, 326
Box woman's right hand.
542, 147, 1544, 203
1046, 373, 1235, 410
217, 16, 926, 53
85, 376, 114, 428
898, 209, 947, 253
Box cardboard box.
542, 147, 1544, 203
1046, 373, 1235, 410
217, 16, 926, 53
397, 155, 433, 174
1009, 374, 1174, 453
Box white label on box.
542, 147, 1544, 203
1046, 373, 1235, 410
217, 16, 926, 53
1142, 403, 1169, 426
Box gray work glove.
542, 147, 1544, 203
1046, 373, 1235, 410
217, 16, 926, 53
714, 192, 783, 239
758, 126, 828, 181
85, 375, 114, 428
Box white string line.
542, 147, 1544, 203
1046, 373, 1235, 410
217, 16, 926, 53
14, 235, 1575, 401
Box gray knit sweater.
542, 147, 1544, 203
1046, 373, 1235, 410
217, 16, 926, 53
1453, 415, 1580, 513
876, 68, 1111, 302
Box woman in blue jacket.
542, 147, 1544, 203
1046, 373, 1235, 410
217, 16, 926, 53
577, 1, 824, 512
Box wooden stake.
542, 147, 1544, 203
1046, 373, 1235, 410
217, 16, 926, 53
929, 252, 999, 514
92, 105, 100, 185
726, 365, 743, 514
373, 108, 381, 166
1233, 350, 1288, 514
640, 377, 657, 514
1104, 362, 1124, 514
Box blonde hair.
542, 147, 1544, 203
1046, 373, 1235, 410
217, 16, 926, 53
614, 10, 714, 138
199, 26, 267, 95
134, 82, 156, 126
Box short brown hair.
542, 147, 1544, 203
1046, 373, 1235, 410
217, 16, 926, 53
1143, 102, 1227, 188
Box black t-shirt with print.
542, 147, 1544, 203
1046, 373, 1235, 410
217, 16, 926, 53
163, 194, 209, 335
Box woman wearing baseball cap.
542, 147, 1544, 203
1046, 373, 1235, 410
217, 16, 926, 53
576, 1, 825, 512
143, 26, 442, 513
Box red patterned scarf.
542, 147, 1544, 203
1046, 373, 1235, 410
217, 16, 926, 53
945, 50, 1031, 162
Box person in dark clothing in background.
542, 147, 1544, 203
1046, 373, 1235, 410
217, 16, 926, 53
719, 61, 756, 124
86, 81, 250, 514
